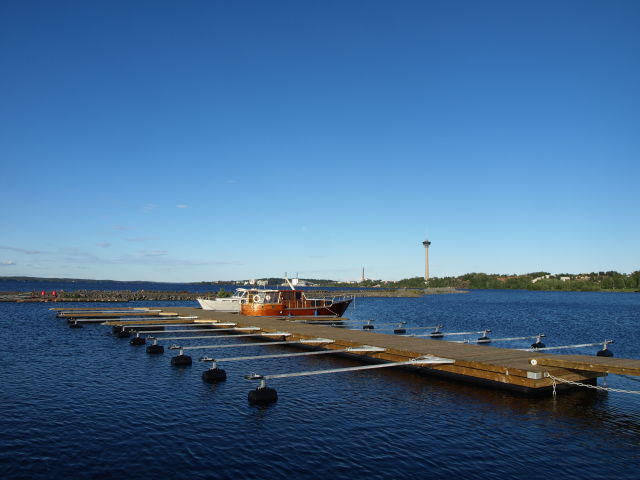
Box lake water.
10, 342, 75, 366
1, 288, 640, 479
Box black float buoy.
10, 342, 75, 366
596, 348, 613, 357
171, 348, 192, 366
116, 329, 131, 338
146, 344, 164, 354
202, 361, 227, 383
531, 335, 546, 349
248, 384, 278, 405
597, 341, 614, 357
430, 325, 444, 338
130, 334, 146, 346
112, 325, 124, 334
69, 321, 82, 329
146, 338, 164, 354
393, 322, 407, 334
363, 323, 374, 330
477, 330, 491, 343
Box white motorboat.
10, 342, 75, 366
196, 288, 249, 312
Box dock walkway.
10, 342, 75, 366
124, 307, 639, 395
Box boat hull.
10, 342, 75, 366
315, 299, 352, 317
197, 298, 242, 312
241, 303, 286, 316
241, 298, 352, 317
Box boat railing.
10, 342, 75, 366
305, 294, 354, 304
285, 299, 314, 309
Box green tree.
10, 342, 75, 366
601, 277, 614, 289
614, 276, 626, 289
216, 288, 232, 298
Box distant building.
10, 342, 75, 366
281, 278, 315, 287
531, 274, 551, 284
531, 274, 572, 283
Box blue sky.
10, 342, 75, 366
1, 0, 639, 282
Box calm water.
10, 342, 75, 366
1, 289, 640, 479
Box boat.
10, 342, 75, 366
240, 286, 353, 317
196, 288, 249, 312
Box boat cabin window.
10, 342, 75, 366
263, 292, 278, 303
250, 291, 280, 303
280, 291, 303, 301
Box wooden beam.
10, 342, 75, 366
101, 318, 194, 325
58, 311, 178, 318
531, 356, 640, 376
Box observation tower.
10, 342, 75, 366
422, 239, 431, 281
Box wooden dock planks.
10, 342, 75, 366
161, 307, 618, 393
530, 355, 640, 376
88, 306, 640, 394
101, 318, 198, 326
58, 311, 179, 319
50, 307, 152, 311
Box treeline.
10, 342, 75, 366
200, 272, 640, 292
391, 271, 640, 291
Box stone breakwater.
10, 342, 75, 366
0, 287, 465, 302
0, 290, 204, 302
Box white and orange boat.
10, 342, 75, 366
240, 281, 352, 317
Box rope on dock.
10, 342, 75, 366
544, 372, 640, 396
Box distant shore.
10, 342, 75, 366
0, 287, 465, 303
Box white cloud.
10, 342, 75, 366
176, 204, 188, 209
0, 243, 240, 271
138, 250, 168, 257
113, 225, 129, 231
0, 245, 43, 254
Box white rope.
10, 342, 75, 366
545, 372, 640, 395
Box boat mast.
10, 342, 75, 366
284, 275, 295, 290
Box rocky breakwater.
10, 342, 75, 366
1, 290, 208, 302
1, 286, 465, 302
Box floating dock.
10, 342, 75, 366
55, 309, 180, 321
86, 306, 640, 396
